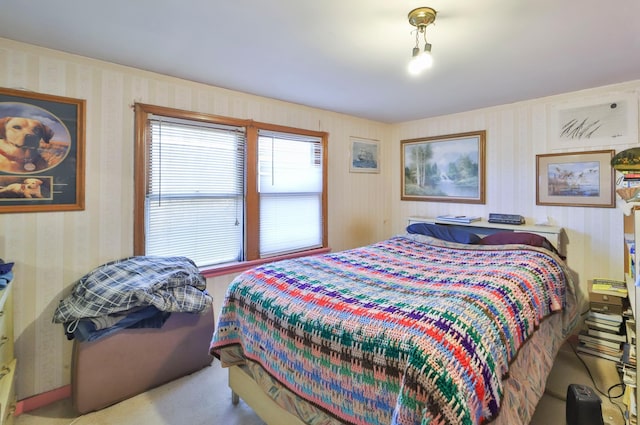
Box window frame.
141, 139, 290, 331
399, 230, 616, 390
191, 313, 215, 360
134, 103, 329, 275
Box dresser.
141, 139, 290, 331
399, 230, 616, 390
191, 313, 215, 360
0, 284, 16, 425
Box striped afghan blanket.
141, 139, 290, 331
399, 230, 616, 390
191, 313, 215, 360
210, 234, 576, 425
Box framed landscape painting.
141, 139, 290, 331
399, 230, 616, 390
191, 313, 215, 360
401, 130, 486, 204
536, 149, 615, 208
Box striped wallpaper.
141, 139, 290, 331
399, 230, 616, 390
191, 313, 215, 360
0, 37, 638, 402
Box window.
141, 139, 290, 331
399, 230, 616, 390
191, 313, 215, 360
258, 130, 324, 257
134, 104, 328, 270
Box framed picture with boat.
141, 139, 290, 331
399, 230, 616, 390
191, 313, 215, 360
349, 137, 379, 173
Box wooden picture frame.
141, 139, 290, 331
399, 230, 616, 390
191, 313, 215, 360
536, 149, 615, 208
548, 92, 639, 150
0, 88, 85, 212
401, 130, 486, 204
349, 137, 379, 173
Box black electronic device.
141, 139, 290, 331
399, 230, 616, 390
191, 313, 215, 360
488, 213, 525, 225
566, 384, 604, 425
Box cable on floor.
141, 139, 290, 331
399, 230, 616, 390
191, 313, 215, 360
568, 337, 627, 424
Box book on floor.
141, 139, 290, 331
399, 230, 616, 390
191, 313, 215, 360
587, 310, 624, 324
576, 343, 623, 362
587, 328, 627, 342
579, 341, 623, 357
622, 367, 637, 386
578, 330, 622, 350
584, 318, 622, 333
622, 343, 637, 369
590, 278, 629, 297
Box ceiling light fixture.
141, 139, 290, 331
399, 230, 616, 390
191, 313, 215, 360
407, 7, 437, 75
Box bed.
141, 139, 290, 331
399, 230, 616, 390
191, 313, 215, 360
210, 227, 578, 425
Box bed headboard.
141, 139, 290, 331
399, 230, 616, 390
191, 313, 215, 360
407, 216, 564, 254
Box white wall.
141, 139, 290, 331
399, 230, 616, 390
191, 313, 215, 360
1, 36, 638, 402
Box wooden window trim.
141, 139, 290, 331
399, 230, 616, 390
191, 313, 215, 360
133, 103, 329, 264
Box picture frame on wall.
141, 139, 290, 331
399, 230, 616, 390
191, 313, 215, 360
548, 92, 639, 150
536, 149, 615, 208
0, 88, 85, 212
349, 137, 380, 173
401, 130, 486, 204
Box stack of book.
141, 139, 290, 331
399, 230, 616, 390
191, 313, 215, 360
618, 173, 640, 203
588, 279, 628, 316
577, 279, 630, 362
435, 215, 481, 224
577, 310, 625, 362
621, 173, 640, 187
590, 278, 629, 298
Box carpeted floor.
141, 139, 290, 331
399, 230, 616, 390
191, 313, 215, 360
531, 340, 627, 425
14, 339, 627, 425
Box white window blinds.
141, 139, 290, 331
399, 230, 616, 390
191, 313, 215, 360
258, 130, 323, 257
146, 115, 245, 267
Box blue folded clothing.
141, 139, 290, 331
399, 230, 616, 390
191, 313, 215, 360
0, 271, 13, 289
65, 305, 171, 342
0, 261, 13, 275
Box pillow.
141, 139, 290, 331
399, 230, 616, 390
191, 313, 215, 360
479, 231, 561, 257
406, 223, 482, 244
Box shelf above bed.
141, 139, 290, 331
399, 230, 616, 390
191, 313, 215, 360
407, 216, 564, 252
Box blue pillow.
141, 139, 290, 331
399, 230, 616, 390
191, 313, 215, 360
406, 223, 481, 244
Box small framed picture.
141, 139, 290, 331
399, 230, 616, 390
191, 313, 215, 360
536, 149, 615, 208
349, 137, 379, 173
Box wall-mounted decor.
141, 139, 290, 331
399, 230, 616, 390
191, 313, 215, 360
548, 92, 638, 150
0, 88, 85, 212
401, 130, 486, 204
349, 137, 380, 173
536, 149, 615, 208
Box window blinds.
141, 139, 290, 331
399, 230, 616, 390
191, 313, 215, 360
257, 130, 323, 257
146, 115, 245, 267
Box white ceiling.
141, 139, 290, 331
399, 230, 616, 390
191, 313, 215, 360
1, 0, 639, 123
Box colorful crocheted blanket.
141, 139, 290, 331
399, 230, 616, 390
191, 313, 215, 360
211, 234, 574, 425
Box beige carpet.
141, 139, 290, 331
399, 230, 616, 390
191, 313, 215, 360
532, 341, 627, 425
15, 341, 626, 425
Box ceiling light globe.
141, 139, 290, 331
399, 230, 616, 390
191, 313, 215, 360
418, 52, 433, 68
408, 52, 433, 75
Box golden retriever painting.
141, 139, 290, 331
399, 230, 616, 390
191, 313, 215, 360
0, 117, 55, 173
0, 176, 50, 199
0, 98, 73, 174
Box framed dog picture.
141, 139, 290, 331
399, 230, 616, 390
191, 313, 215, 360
0, 88, 85, 212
